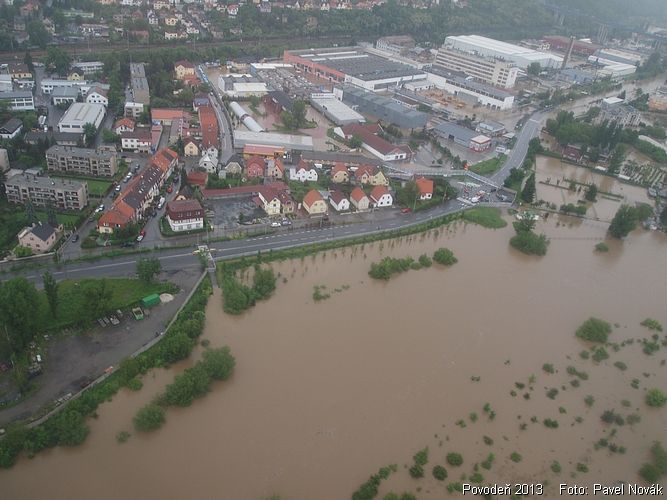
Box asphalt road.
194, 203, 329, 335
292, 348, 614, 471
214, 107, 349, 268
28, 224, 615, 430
491, 111, 545, 184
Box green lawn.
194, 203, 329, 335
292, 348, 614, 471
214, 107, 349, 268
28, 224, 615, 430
462, 207, 508, 229
53, 177, 113, 197
34, 210, 81, 228
469, 155, 506, 176
37, 278, 178, 332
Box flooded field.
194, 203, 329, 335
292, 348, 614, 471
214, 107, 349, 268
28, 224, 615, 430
3, 215, 667, 500
534, 156, 653, 222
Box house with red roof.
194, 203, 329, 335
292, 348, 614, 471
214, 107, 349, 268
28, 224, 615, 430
198, 106, 219, 150
350, 187, 370, 211
303, 189, 327, 215
354, 164, 389, 186
151, 148, 178, 178
151, 108, 192, 125
187, 171, 208, 188
245, 156, 265, 178
267, 157, 285, 180
114, 117, 135, 134
370, 185, 393, 208
329, 190, 350, 212
166, 199, 204, 232
289, 159, 318, 182
336, 123, 411, 162
415, 177, 434, 200
331, 162, 349, 183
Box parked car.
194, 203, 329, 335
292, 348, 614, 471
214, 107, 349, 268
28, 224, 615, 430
270, 221, 281, 228
71, 234, 79, 242
166, 186, 173, 193
281, 219, 291, 226
136, 234, 144, 242
401, 207, 412, 214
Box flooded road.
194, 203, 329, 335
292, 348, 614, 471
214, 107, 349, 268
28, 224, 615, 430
3, 216, 666, 499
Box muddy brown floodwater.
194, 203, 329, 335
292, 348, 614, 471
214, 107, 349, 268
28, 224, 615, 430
3, 215, 667, 500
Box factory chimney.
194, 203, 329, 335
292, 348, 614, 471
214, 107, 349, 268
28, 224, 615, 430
561, 35, 575, 70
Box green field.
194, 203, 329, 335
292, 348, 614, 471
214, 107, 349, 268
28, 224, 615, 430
462, 207, 508, 229
469, 154, 506, 175
53, 177, 113, 197
36, 278, 178, 332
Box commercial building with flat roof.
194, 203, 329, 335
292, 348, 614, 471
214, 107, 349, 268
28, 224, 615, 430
434, 45, 519, 89
57, 102, 106, 134
284, 47, 427, 92
46, 145, 117, 177
72, 61, 104, 76
218, 74, 268, 97
5, 173, 89, 210
233, 131, 314, 151
52, 86, 79, 105
425, 68, 515, 110
433, 122, 492, 152
310, 94, 366, 125
445, 35, 562, 69
0, 90, 35, 111
127, 62, 150, 109
334, 85, 428, 129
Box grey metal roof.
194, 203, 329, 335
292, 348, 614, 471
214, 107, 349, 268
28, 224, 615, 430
434, 122, 480, 143
0, 117, 22, 134
428, 67, 513, 100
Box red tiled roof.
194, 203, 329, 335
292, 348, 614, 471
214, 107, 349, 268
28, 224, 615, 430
114, 117, 135, 130
354, 164, 377, 178
415, 177, 434, 195
341, 123, 381, 138
151, 108, 192, 122
243, 144, 285, 156
151, 148, 178, 173
303, 189, 323, 208
198, 106, 218, 149
187, 171, 208, 187
98, 207, 131, 228
370, 185, 389, 202
350, 186, 367, 202
332, 162, 348, 175
175, 60, 195, 69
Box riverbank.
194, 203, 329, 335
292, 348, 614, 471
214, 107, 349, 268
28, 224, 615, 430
2, 212, 665, 499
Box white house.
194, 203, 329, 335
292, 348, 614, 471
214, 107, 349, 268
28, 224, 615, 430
329, 190, 350, 212
289, 162, 318, 182
86, 87, 108, 107
199, 151, 218, 174
120, 130, 151, 153
0, 118, 23, 140
370, 185, 393, 207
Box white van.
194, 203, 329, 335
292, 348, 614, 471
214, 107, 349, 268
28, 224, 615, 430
157, 197, 166, 209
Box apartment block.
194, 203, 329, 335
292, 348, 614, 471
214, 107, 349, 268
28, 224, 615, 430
46, 145, 118, 177
5, 173, 89, 210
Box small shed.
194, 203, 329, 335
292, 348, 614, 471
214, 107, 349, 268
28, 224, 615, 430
141, 294, 160, 308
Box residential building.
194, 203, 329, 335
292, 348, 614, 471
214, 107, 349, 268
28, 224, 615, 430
289, 160, 318, 182
5, 173, 89, 210
329, 190, 350, 211
597, 97, 642, 128
46, 145, 117, 177
370, 185, 393, 207
151, 108, 192, 126
187, 171, 208, 188
415, 177, 434, 200
8, 62, 31, 80
71, 61, 105, 76
434, 45, 519, 89
193, 93, 210, 111
57, 102, 106, 134
17, 222, 61, 254
331, 163, 349, 183
199, 106, 219, 150
303, 189, 327, 215
114, 117, 136, 134
433, 122, 492, 152
0, 118, 22, 139
0, 91, 35, 111
67, 69, 85, 81
267, 158, 285, 179
184, 138, 200, 156
174, 60, 196, 80
350, 186, 370, 211
52, 86, 79, 106
245, 156, 266, 177
224, 157, 243, 176
166, 199, 205, 232
199, 151, 218, 174
257, 188, 282, 216
121, 128, 152, 153
353, 164, 389, 186
86, 87, 108, 107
